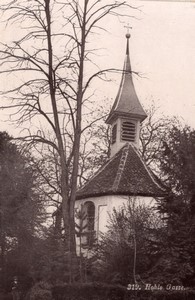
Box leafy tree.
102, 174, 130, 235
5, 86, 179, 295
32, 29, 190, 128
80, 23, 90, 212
29, 227, 71, 284
160, 126, 195, 195
0, 132, 45, 291
156, 126, 195, 286
92, 200, 164, 286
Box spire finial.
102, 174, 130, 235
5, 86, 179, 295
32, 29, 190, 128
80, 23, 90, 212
124, 24, 132, 55
124, 23, 132, 39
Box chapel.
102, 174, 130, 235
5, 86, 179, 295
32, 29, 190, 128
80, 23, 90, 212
75, 33, 166, 248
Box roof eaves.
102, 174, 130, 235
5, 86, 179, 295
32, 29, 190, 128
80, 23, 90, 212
76, 190, 167, 201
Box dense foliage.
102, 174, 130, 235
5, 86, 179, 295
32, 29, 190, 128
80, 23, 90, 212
0, 132, 45, 292
161, 126, 195, 195
158, 126, 195, 286
90, 125, 195, 288
92, 201, 164, 285
1, 122, 195, 297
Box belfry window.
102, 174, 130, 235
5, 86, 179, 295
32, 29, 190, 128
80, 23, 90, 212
111, 124, 117, 144
121, 121, 136, 142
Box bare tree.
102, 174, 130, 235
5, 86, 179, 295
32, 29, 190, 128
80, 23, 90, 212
76, 102, 179, 181
0, 0, 133, 281
140, 103, 178, 175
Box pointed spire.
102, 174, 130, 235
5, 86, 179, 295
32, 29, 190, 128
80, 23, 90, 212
106, 33, 147, 125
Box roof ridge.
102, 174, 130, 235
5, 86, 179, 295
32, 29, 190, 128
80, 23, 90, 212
112, 143, 129, 192
130, 144, 166, 192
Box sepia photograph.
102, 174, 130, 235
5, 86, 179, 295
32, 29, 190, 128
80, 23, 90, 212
0, 0, 195, 299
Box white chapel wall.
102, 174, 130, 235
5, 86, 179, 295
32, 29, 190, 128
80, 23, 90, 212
75, 194, 156, 237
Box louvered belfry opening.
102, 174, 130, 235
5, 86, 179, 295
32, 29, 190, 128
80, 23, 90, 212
105, 34, 147, 157
121, 120, 136, 142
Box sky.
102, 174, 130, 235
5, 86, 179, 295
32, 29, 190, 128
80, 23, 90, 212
0, 0, 195, 135
96, 0, 195, 129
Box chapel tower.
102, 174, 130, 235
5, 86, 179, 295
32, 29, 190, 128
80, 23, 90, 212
73, 32, 166, 249
54, 31, 166, 251
106, 33, 147, 157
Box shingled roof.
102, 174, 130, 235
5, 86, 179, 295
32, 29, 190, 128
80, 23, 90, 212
76, 143, 166, 200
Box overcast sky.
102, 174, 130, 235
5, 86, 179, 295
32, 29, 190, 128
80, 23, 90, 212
97, 0, 195, 129
0, 0, 195, 135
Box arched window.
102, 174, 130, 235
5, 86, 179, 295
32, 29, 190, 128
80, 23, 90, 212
121, 121, 136, 142
82, 201, 95, 247
86, 201, 95, 231
111, 124, 117, 144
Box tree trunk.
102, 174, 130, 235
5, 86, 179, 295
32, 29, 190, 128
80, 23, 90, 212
45, 0, 76, 281
69, 0, 88, 259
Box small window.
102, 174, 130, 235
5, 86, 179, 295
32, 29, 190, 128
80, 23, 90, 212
111, 124, 117, 144
81, 201, 95, 247
87, 202, 95, 231
121, 121, 136, 142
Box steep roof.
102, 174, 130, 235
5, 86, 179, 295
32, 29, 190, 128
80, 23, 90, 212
76, 143, 166, 200
106, 35, 147, 124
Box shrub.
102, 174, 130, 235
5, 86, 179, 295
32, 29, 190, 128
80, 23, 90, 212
52, 282, 126, 300
0, 292, 12, 300
28, 281, 53, 300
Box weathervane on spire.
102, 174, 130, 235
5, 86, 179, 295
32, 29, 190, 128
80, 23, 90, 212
124, 23, 132, 39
